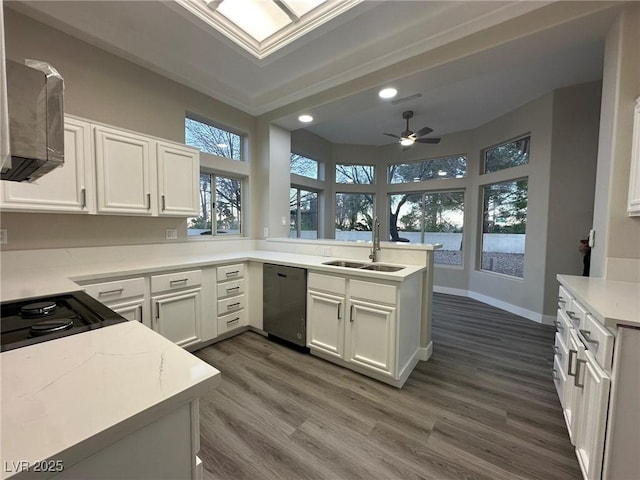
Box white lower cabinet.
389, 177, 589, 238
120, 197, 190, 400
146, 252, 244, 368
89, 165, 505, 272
151, 270, 203, 348
215, 263, 248, 336
347, 299, 396, 376
307, 271, 421, 387
82, 276, 150, 328
554, 279, 639, 480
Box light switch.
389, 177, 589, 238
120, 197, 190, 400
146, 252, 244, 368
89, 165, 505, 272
281, 216, 287, 226
0, 229, 7, 244
588, 229, 595, 248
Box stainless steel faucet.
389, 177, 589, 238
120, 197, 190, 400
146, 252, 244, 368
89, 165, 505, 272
369, 216, 381, 262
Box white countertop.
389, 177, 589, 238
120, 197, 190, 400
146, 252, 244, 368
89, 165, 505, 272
0, 249, 426, 302
0, 321, 220, 479
557, 275, 640, 328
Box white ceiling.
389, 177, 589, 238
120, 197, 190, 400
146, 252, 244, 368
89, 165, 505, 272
6, 1, 623, 146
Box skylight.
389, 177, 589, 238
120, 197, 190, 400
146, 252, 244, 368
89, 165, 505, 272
176, 0, 362, 59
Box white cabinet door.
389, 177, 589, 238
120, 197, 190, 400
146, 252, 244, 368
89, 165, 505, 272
307, 289, 344, 359
575, 350, 611, 480
94, 125, 155, 215
628, 97, 640, 216
0, 117, 94, 212
157, 142, 199, 216
346, 299, 396, 377
153, 288, 202, 348
111, 299, 145, 324
564, 329, 586, 444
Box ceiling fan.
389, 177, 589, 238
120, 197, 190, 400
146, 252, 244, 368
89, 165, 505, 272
384, 111, 441, 150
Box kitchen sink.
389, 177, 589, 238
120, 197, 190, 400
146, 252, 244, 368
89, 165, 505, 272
322, 260, 405, 272
360, 264, 405, 272
322, 260, 368, 268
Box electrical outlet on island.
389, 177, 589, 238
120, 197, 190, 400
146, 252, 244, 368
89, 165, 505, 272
165, 229, 178, 240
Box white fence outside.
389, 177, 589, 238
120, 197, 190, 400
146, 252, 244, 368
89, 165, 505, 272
290, 231, 525, 254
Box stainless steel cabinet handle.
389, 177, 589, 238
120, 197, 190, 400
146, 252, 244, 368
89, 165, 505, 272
580, 329, 600, 346
80, 188, 87, 208
553, 346, 561, 357
566, 311, 577, 320
350, 305, 354, 322
557, 297, 566, 305
574, 358, 586, 388
553, 320, 564, 330
146, 193, 151, 210
170, 278, 188, 286
551, 368, 559, 380
155, 302, 160, 320
227, 302, 241, 310
161, 194, 166, 211
226, 317, 240, 325
337, 303, 342, 320
98, 288, 124, 297
226, 286, 240, 293
225, 271, 240, 277
567, 349, 577, 376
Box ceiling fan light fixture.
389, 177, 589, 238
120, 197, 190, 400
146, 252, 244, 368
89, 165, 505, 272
378, 87, 397, 99
400, 137, 414, 146
298, 114, 313, 123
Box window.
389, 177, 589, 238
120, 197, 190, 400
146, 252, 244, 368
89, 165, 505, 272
335, 193, 374, 241
188, 173, 242, 236
481, 179, 528, 277
389, 191, 464, 265
483, 136, 529, 174
290, 188, 319, 239
389, 155, 466, 183
290, 153, 319, 179
185, 117, 243, 160
336, 164, 375, 184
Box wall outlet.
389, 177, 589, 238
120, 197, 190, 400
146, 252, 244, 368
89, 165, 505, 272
165, 228, 178, 240
323, 247, 331, 257
263, 227, 269, 238
0, 228, 6, 244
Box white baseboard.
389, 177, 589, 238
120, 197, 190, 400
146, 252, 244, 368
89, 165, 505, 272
418, 341, 433, 361
433, 286, 551, 324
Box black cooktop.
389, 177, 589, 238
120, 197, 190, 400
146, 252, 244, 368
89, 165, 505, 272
1, 291, 127, 352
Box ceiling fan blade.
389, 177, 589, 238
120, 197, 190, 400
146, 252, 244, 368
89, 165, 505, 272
384, 132, 401, 139
415, 126, 433, 137
415, 137, 441, 144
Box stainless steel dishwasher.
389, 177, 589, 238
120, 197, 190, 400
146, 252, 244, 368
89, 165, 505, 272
263, 264, 307, 348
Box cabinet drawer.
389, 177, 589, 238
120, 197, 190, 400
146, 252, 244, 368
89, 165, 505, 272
553, 354, 567, 407
308, 272, 346, 295
217, 279, 245, 298
555, 331, 568, 374
217, 294, 245, 315
84, 277, 145, 302
556, 309, 572, 347
217, 263, 244, 281
350, 279, 396, 305
558, 285, 573, 311
218, 309, 247, 334
581, 314, 614, 371
151, 270, 202, 293
566, 299, 588, 330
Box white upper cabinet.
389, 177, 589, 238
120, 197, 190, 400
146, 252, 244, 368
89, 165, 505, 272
628, 96, 640, 216
157, 142, 199, 216
94, 125, 155, 215
0, 116, 95, 213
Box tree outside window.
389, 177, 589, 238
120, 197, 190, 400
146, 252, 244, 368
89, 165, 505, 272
481, 178, 528, 277
188, 173, 241, 236
336, 164, 374, 184
290, 187, 318, 239
335, 193, 374, 241
185, 117, 242, 160
290, 153, 319, 179
483, 136, 529, 174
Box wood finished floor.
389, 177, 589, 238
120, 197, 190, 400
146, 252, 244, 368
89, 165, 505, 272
194, 293, 581, 480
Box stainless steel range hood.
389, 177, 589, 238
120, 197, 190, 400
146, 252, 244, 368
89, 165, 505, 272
1, 59, 64, 182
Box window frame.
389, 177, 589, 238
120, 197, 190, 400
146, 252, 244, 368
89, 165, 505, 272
290, 152, 320, 180
388, 154, 468, 184
188, 170, 244, 238
481, 134, 530, 175
290, 186, 320, 239
335, 163, 376, 185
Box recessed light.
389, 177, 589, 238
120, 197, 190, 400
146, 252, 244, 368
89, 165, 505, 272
379, 87, 398, 99
298, 114, 313, 123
